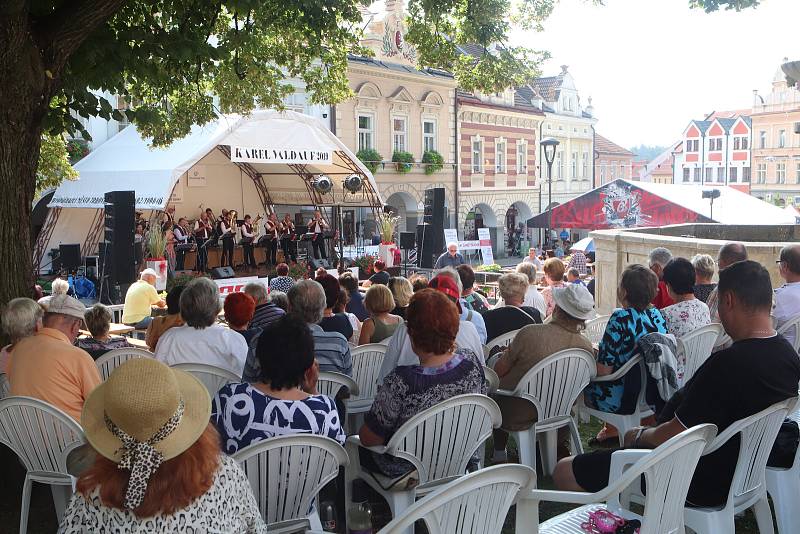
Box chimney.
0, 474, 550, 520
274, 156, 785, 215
560, 65, 569, 75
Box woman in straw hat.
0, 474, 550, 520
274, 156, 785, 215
60, 358, 266, 533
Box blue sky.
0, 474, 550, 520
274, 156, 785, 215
512, 0, 800, 148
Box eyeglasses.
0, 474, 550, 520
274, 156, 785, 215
777, 259, 786, 264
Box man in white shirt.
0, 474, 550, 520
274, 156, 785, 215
154, 277, 247, 376
522, 247, 543, 270
774, 244, 800, 348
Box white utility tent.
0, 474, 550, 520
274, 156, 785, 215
37, 110, 382, 270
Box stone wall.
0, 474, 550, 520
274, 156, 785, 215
591, 223, 797, 314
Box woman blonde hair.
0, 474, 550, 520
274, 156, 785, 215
498, 273, 529, 303
388, 276, 413, 308
543, 257, 565, 283
364, 284, 395, 315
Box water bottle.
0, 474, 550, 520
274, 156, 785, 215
321, 500, 337, 532
348, 501, 373, 534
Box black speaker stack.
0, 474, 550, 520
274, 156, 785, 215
211, 266, 236, 279
58, 244, 81, 271
416, 188, 445, 268
101, 191, 136, 303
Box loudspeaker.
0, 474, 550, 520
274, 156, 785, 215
795, 122, 800, 135
49, 248, 62, 273
311, 258, 331, 270
422, 187, 446, 263
104, 191, 136, 285
399, 231, 416, 250
211, 266, 236, 279
59, 244, 81, 271
416, 223, 436, 268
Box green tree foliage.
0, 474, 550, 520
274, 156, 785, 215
689, 0, 760, 12
630, 145, 669, 162
36, 134, 77, 194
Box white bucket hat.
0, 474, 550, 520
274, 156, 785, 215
552, 284, 596, 321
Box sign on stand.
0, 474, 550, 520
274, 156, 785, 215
442, 228, 493, 265
213, 276, 263, 297
477, 228, 494, 266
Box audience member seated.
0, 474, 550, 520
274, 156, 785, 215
554, 260, 800, 509
60, 358, 266, 532
586, 264, 596, 299
409, 273, 429, 293
145, 285, 185, 351
8, 295, 101, 421
78, 304, 136, 360
212, 315, 344, 454
242, 280, 352, 382
334, 288, 361, 344
648, 247, 675, 309
434, 268, 487, 343
708, 243, 749, 325
482, 273, 542, 342
359, 284, 403, 345
121, 269, 166, 329
362, 260, 390, 287
358, 289, 487, 484
494, 263, 546, 318
541, 258, 567, 317
318, 274, 354, 340
244, 281, 284, 330
456, 264, 490, 314
0, 298, 43, 374
379, 276, 484, 380
268, 262, 295, 294
492, 284, 595, 461
37, 277, 70, 307
584, 264, 667, 444
155, 277, 248, 377
388, 276, 413, 318
339, 272, 368, 321
774, 244, 800, 348
567, 267, 584, 285
660, 258, 711, 339
691, 253, 717, 303
567, 246, 589, 276
523, 247, 543, 269
269, 290, 289, 312
223, 292, 258, 345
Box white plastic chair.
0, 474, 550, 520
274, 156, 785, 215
766, 406, 800, 534
517, 424, 717, 534
345, 344, 386, 429
484, 366, 500, 393
483, 329, 521, 359
681, 398, 796, 534
584, 315, 610, 346
95, 347, 152, 380
377, 464, 535, 534
317, 371, 359, 399
0, 396, 87, 533
583, 355, 653, 446
344, 394, 502, 534
677, 323, 723, 386
494, 349, 596, 476
776, 313, 800, 353
169, 362, 241, 398
0, 373, 9, 399
233, 434, 348, 532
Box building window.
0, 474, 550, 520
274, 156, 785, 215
610, 161, 617, 180
757, 163, 767, 184
710, 138, 722, 151
743, 166, 751, 182
471, 137, 483, 173
582, 151, 589, 179
760, 131, 767, 149
741, 136, 749, 150
556, 150, 563, 179
392, 117, 408, 153
705, 167, 713, 182
683, 168, 690, 182
571, 152, 578, 179
730, 167, 738, 182
357, 114, 374, 151
777, 162, 786, 184
734, 136, 749, 150
796, 163, 800, 183
495, 138, 507, 173
517, 140, 528, 174
694, 168, 701, 182
717, 167, 725, 182
686, 139, 699, 152
422, 119, 436, 153
779, 130, 786, 149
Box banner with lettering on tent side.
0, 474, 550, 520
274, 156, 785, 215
230, 146, 332, 165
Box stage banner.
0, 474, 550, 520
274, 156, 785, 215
443, 229, 458, 247
214, 276, 262, 296
230, 146, 332, 165
477, 228, 494, 266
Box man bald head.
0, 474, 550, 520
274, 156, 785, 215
717, 242, 748, 271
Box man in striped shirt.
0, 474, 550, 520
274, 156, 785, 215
242, 279, 351, 382
244, 282, 285, 330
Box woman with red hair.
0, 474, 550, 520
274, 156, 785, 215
357, 289, 486, 483
60, 358, 266, 532
224, 291, 258, 344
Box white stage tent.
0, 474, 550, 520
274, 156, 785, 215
36, 110, 382, 271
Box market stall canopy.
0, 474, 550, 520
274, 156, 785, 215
49, 110, 382, 210
527, 179, 797, 229
570, 236, 594, 252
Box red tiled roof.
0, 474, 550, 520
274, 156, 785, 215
594, 133, 635, 156
705, 109, 751, 120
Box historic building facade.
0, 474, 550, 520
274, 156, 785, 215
595, 133, 635, 185
750, 60, 800, 205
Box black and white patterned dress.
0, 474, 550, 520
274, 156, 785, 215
59, 455, 267, 533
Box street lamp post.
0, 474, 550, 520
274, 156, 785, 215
540, 137, 560, 248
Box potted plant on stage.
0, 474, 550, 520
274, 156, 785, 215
377, 212, 400, 267
146, 229, 169, 291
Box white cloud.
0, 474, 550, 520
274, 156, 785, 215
511, 0, 800, 149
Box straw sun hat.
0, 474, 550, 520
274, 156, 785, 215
81, 358, 211, 509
